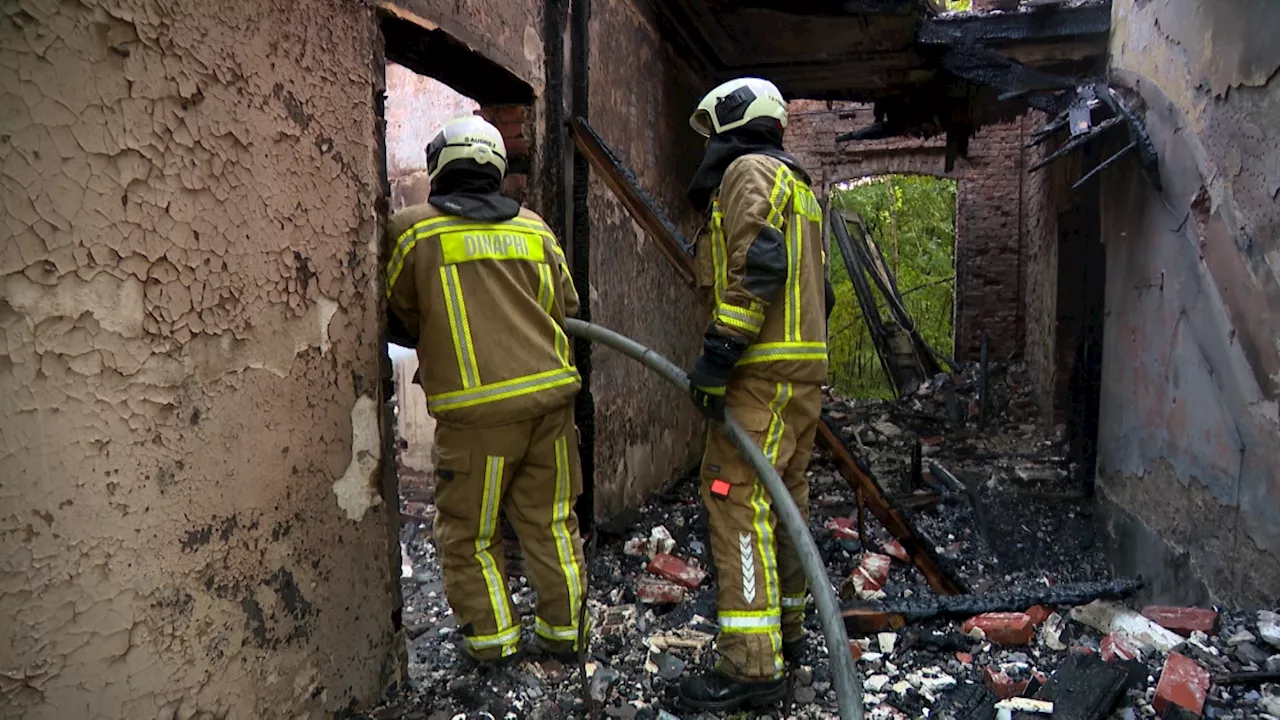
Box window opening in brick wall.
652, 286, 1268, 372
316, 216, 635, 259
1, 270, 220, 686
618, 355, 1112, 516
828, 174, 958, 399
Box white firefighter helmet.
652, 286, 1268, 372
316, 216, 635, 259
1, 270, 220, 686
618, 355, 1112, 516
426, 115, 508, 181
689, 77, 788, 137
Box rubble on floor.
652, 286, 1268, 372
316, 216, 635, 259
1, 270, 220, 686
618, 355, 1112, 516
364, 369, 1280, 719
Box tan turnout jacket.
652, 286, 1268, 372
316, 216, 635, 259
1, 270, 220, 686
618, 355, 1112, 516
695, 154, 829, 384
385, 204, 580, 428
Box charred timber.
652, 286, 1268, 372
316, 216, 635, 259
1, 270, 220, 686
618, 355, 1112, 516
842, 578, 1143, 631
918, 2, 1111, 47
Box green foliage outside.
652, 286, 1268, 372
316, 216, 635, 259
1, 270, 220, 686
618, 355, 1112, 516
943, 0, 973, 10
826, 175, 957, 399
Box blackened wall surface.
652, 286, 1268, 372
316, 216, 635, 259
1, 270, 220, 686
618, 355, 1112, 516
1, 0, 400, 717
1094, 0, 1280, 607
586, 0, 708, 518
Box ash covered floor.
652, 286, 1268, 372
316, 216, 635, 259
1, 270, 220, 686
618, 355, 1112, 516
365, 366, 1280, 720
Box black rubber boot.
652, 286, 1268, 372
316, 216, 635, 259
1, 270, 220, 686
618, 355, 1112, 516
677, 668, 787, 712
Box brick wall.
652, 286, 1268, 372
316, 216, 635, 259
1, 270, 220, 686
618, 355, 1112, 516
787, 101, 1030, 363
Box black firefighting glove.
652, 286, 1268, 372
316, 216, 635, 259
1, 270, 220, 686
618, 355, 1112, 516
688, 331, 749, 423
824, 277, 836, 323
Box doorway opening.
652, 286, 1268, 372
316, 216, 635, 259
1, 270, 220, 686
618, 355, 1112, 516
375, 9, 537, 658
1052, 174, 1105, 490
827, 174, 959, 399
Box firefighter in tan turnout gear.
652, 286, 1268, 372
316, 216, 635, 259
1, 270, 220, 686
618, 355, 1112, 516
384, 116, 587, 664
677, 78, 834, 712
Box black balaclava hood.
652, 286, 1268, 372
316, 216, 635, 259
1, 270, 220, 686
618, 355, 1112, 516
428, 159, 521, 222
686, 117, 810, 213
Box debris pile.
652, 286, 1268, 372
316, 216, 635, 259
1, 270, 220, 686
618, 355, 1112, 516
365, 373, 1279, 719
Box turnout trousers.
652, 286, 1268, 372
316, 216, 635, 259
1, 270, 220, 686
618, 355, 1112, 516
700, 376, 822, 680
433, 403, 587, 661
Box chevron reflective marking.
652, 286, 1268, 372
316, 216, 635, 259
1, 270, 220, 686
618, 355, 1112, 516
739, 532, 757, 604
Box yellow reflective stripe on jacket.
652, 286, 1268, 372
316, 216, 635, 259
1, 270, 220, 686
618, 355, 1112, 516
764, 164, 791, 230
537, 263, 555, 313
552, 435, 584, 632
554, 325, 571, 366
475, 456, 512, 635
782, 175, 803, 342
710, 205, 727, 305
465, 623, 522, 653
719, 610, 782, 632
386, 215, 555, 295
427, 367, 581, 413
440, 229, 545, 265
715, 302, 765, 334
737, 341, 827, 365
440, 266, 481, 388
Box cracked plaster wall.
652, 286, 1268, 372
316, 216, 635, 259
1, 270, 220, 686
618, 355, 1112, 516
1, 1, 401, 717
1096, 0, 1280, 607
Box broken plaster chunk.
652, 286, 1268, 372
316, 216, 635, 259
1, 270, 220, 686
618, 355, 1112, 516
1070, 600, 1184, 653
1041, 612, 1068, 651
332, 396, 382, 521
865, 674, 891, 692
877, 632, 898, 654
994, 698, 1053, 714
1257, 610, 1280, 650
908, 666, 957, 700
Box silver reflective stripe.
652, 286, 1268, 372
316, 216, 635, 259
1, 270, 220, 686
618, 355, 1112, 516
781, 595, 806, 609
719, 613, 781, 630
465, 624, 522, 649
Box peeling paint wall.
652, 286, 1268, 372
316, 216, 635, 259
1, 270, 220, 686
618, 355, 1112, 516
0, 1, 401, 717
1094, 0, 1280, 607
587, 1, 708, 518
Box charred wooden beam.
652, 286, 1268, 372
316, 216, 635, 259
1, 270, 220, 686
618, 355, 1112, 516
918, 2, 1112, 47
1027, 115, 1123, 172
819, 420, 966, 596
842, 578, 1143, 631
568, 117, 696, 279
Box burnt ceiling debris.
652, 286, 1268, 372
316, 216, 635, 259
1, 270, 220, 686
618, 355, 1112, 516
652, 0, 1161, 183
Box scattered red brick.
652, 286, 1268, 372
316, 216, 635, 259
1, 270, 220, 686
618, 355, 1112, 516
955, 652, 973, 665
1025, 605, 1053, 626
1141, 605, 1219, 637
920, 435, 945, 446
1071, 645, 1098, 656
646, 554, 706, 589
983, 666, 1030, 700
850, 552, 893, 597
882, 540, 911, 563
849, 642, 863, 661
825, 517, 859, 541
635, 577, 685, 604
1154, 652, 1210, 716
963, 612, 1035, 646
1100, 633, 1143, 662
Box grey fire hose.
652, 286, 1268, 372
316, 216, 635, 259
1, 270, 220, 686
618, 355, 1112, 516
564, 318, 865, 720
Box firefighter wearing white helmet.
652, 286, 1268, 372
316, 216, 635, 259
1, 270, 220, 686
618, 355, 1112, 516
385, 114, 587, 667
678, 78, 835, 713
